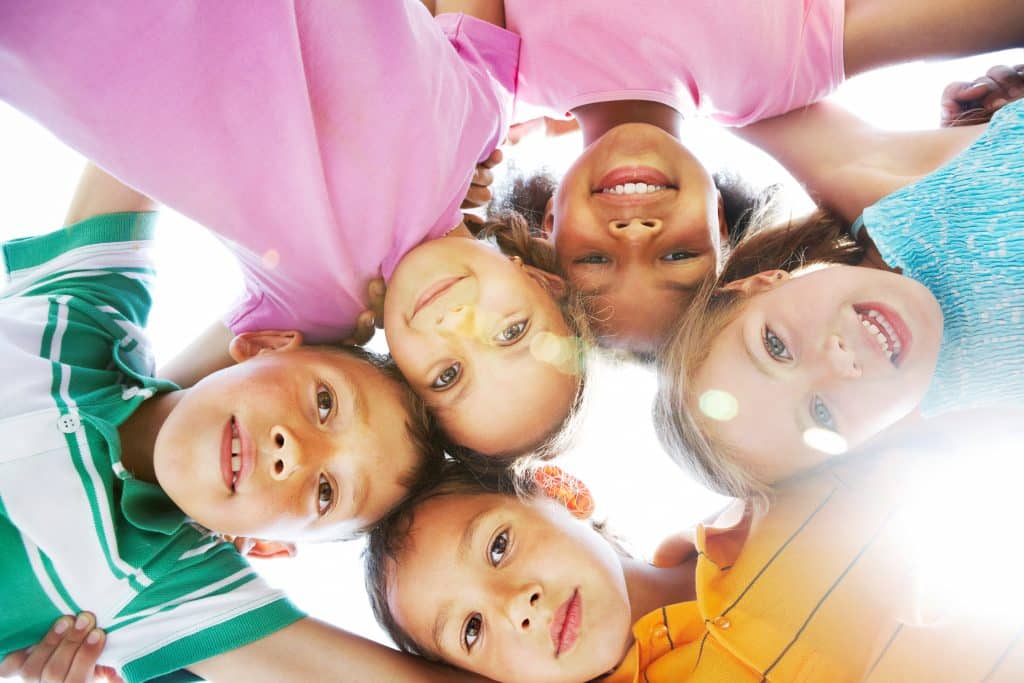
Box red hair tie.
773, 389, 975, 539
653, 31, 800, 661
533, 465, 594, 520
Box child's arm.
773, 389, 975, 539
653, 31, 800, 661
432, 0, 504, 28
189, 617, 487, 683
843, 0, 1024, 77
63, 163, 157, 226
737, 102, 986, 223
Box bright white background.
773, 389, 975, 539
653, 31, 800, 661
1, 48, 1020, 655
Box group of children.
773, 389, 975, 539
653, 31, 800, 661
0, 0, 1022, 681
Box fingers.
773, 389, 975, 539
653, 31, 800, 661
14, 613, 106, 683
942, 64, 1024, 127
479, 147, 503, 169
366, 278, 387, 329
340, 309, 376, 347
0, 647, 30, 678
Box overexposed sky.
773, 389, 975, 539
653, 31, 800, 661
1, 47, 1021, 653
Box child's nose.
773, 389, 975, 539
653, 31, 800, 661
505, 584, 542, 631
607, 217, 662, 242
825, 334, 862, 380
268, 425, 302, 480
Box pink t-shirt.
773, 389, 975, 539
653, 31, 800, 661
0, 1, 518, 342
506, 0, 844, 127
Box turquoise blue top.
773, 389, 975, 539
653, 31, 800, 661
852, 99, 1024, 415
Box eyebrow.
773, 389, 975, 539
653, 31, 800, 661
430, 508, 490, 655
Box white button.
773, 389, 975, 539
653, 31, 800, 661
57, 413, 82, 433
712, 616, 731, 629
121, 386, 140, 399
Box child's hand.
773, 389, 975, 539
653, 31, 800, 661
342, 278, 387, 346
0, 613, 122, 683
461, 148, 503, 210
941, 64, 1024, 127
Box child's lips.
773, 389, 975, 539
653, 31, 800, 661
550, 588, 582, 657
220, 416, 253, 493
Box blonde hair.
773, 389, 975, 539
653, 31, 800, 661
653, 210, 865, 501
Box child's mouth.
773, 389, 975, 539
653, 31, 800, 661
220, 416, 250, 492
551, 588, 583, 657
854, 303, 910, 367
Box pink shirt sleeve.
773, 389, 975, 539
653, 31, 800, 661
0, 1, 518, 342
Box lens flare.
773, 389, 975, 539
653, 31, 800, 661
802, 428, 848, 456
699, 389, 739, 422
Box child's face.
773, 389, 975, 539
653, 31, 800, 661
692, 266, 943, 481
154, 343, 421, 541
384, 236, 580, 455
552, 122, 725, 355
388, 493, 632, 683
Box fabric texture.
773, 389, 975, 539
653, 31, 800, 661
0, 1, 518, 342
505, 0, 844, 127
0, 214, 303, 682
859, 99, 1024, 415
606, 414, 1024, 682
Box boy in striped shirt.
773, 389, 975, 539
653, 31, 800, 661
0, 166, 469, 683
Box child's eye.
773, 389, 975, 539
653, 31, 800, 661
661, 250, 695, 262
763, 326, 793, 361
810, 395, 837, 431
489, 530, 509, 565
316, 385, 334, 423
431, 362, 461, 390
496, 320, 528, 345
463, 614, 482, 651
575, 253, 609, 265
316, 474, 334, 516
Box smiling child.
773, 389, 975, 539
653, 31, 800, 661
0, 165, 466, 682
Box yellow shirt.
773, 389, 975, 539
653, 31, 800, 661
606, 430, 1024, 683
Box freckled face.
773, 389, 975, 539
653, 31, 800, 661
553, 123, 725, 354
154, 348, 420, 540
691, 266, 943, 482
388, 494, 632, 683
384, 237, 580, 455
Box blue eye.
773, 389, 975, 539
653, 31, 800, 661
661, 250, 694, 262
575, 254, 609, 265
489, 530, 509, 565
763, 327, 792, 361
810, 395, 837, 431
463, 614, 482, 651
431, 362, 461, 390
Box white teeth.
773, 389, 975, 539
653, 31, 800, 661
231, 454, 241, 473
601, 183, 667, 195
858, 309, 901, 362
231, 437, 241, 456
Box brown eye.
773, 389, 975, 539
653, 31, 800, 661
463, 614, 482, 650
497, 320, 528, 344
316, 474, 333, 516
316, 386, 333, 423
431, 362, 461, 390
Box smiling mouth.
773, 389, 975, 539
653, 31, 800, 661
411, 276, 464, 320
592, 166, 676, 198
854, 304, 909, 366
551, 588, 583, 657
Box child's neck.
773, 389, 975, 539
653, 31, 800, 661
621, 552, 699, 626
117, 391, 187, 484
571, 100, 684, 145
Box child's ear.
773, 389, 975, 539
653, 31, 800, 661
541, 197, 555, 240
228, 330, 304, 362
716, 190, 729, 243
720, 270, 789, 296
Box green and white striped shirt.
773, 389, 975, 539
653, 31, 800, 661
0, 213, 303, 682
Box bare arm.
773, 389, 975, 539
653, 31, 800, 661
157, 320, 235, 388
64, 163, 157, 227
432, 0, 504, 27
737, 102, 986, 223
190, 617, 489, 683
844, 0, 1024, 77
